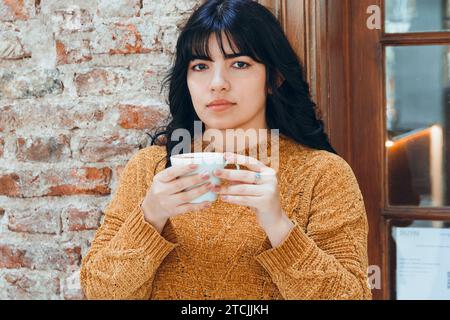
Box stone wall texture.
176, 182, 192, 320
0, 0, 202, 299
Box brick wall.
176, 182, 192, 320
0, 0, 200, 299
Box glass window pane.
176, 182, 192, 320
390, 220, 450, 300
385, 45, 450, 207
385, 0, 450, 33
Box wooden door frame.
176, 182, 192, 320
258, 0, 353, 159
344, 0, 385, 300
258, 0, 385, 299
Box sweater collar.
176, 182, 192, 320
189, 131, 289, 163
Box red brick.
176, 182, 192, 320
15, 134, 71, 162
0, 244, 30, 268
0, 168, 111, 197
0, 137, 4, 157
141, 0, 199, 16
8, 208, 61, 235
0, 25, 31, 60
55, 40, 66, 64
0, 173, 20, 196
74, 69, 123, 96
94, 22, 151, 55
43, 167, 112, 196
114, 164, 126, 182
53, 7, 93, 35
143, 68, 168, 96
2, 270, 61, 300
77, 135, 140, 162
0, 105, 17, 132
55, 107, 104, 129
0, 244, 81, 271
0, 0, 30, 21
118, 104, 167, 129
0, 104, 104, 132
0, 69, 64, 99
56, 39, 92, 65
62, 207, 102, 232
45, 184, 108, 196
97, 0, 142, 18
111, 23, 151, 55
61, 270, 85, 300
64, 247, 82, 266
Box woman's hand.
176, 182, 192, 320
213, 153, 294, 247
141, 164, 216, 233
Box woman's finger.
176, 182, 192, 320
223, 152, 266, 172
214, 168, 276, 184
218, 183, 263, 196
168, 170, 211, 195
172, 182, 214, 206
220, 195, 257, 207
156, 164, 198, 183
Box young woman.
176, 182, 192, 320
80, 0, 372, 300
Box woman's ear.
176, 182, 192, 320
268, 72, 285, 94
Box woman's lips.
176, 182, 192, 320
207, 103, 236, 112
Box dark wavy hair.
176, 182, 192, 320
149, 0, 337, 169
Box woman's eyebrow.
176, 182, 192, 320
191, 53, 249, 62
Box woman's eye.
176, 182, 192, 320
191, 61, 250, 72
232, 61, 250, 69
192, 63, 204, 71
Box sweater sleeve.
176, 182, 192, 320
80, 148, 178, 300
255, 153, 372, 300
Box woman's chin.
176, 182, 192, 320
203, 120, 238, 131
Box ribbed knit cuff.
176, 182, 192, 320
254, 220, 314, 275
109, 200, 179, 260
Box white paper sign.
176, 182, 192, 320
394, 227, 450, 300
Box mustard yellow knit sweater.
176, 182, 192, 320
80, 134, 372, 300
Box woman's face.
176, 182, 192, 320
187, 33, 268, 132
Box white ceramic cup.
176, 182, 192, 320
170, 152, 240, 204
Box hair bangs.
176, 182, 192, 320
181, 21, 263, 64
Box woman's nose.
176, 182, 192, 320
209, 69, 230, 92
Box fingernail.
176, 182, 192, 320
190, 164, 198, 169
200, 170, 210, 178
214, 170, 222, 176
